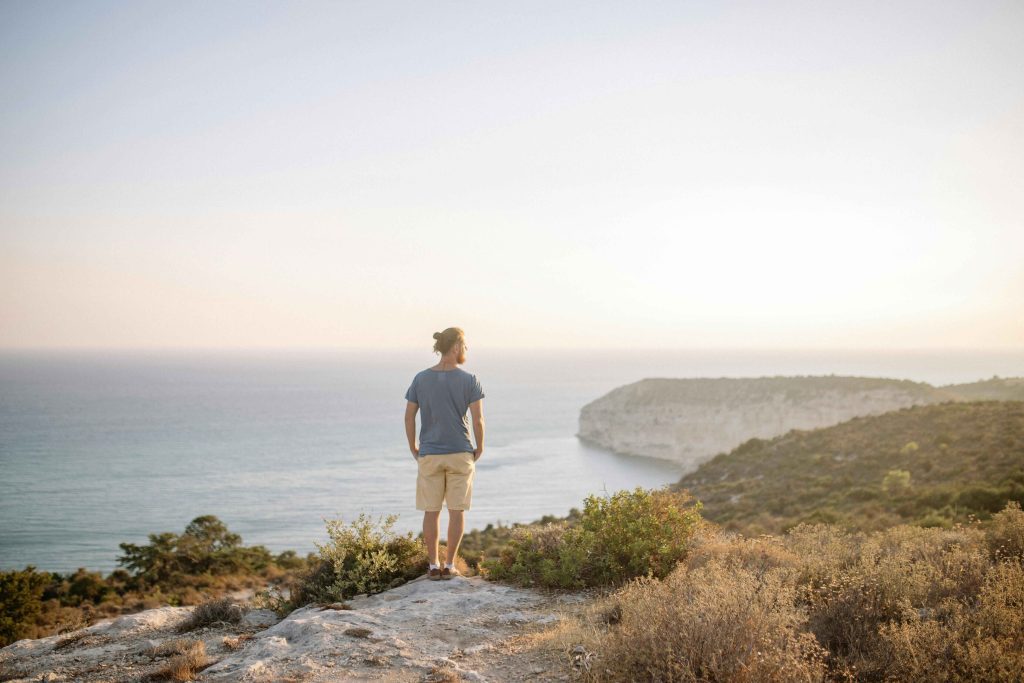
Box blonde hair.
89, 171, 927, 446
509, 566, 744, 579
432, 327, 465, 355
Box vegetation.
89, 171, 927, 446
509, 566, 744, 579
7, 393, 1024, 683
116, 515, 293, 587
0, 565, 51, 647
254, 513, 424, 615
0, 515, 309, 646
456, 509, 582, 569
586, 375, 952, 409
564, 502, 1024, 682
144, 638, 211, 681
481, 487, 703, 588
672, 401, 1024, 534
943, 376, 1024, 401
175, 596, 248, 633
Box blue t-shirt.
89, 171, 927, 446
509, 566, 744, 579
405, 368, 485, 455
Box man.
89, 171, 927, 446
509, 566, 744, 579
404, 327, 485, 581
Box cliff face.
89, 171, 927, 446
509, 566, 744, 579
577, 376, 954, 471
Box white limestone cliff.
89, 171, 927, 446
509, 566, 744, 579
578, 376, 954, 472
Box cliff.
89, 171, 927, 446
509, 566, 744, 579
577, 375, 955, 470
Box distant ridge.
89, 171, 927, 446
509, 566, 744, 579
577, 375, 1024, 470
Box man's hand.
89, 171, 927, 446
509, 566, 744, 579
410, 446, 419, 462
473, 446, 483, 462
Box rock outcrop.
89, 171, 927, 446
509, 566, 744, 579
578, 376, 955, 471
0, 575, 582, 682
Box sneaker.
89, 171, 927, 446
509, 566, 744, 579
428, 567, 442, 581
441, 566, 461, 580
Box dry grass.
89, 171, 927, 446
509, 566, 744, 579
221, 633, 255, 650
985, 501, 1024, 560
146, 637, 202, 658
580, 561, 829, 682
879, 560, 1024, 681
0, 663, 33, 683
175, 596, 248, 633
344, 626, 373, 638
145, 639, 211, 681
425, 662, 463, 682
52, 629, 91, 650
553, 508, 1024, 682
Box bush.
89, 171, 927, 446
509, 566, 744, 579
958, 486, 1022, 517
176, 596, 248, 633
565, 515, 1021, 683
985, 501, 1024, 559
285, 513, 424, 608
882, 469, 912, 496
145, 638, 212, 681
880, 560, 1024, 681
576, 554, 830, 682
900, 441, 920, 455
482, 487, 703, 588
0, 566, 50, 646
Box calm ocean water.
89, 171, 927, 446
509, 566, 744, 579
2, 348, 1022, 574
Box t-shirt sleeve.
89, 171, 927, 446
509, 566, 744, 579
467, 374, 485, 404
404, 377, 418, 403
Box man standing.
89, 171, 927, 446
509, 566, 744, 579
404, 327, 485, 580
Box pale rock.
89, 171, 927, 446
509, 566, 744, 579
1, 575, 572, 683
578, 376, 952, 470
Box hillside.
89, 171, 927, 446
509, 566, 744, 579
943, 376, 1024, 401
578, 375, 953, 469
671, 400, 1024, 535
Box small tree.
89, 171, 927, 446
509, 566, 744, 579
882, 469, 912, 496
117, 515, 273, 587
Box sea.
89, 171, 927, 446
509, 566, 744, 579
2, 347, 1022, 575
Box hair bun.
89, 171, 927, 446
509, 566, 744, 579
432, 332, 441, 339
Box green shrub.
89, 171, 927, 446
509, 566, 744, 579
482, 487, 703, 588
900, 441, 920, 455
958, 486, 1022, 516
285, 513, 423, 608
882, 469, 912, 496
0, 566, 50, 647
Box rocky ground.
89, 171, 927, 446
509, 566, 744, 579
0, 574, 595, 682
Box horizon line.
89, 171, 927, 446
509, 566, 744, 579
1, 345, 1023, 354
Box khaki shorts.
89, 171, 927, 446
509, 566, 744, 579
416, 451, 476, 511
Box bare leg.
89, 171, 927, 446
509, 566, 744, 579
446, 509, 465, 564
422, 511, 441, 565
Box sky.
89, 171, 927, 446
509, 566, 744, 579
1, 0, 1022, 351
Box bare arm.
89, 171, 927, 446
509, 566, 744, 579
469, 399, 485, 461
405, 401, 419, 461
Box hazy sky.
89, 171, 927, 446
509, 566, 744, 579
2, 0, 1022, 350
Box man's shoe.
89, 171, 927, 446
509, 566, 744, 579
428, 567, 442, 581
441, 566, 461, 580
